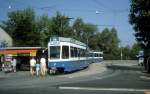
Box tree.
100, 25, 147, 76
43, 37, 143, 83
36, 14, 52, 47
130, 43, 141, 59
72, 18, 98, 48
109, 28, 120, 55
97, 28, 120, 60
72, 18, 84, 40
129, 0, 150, 72
129, 0, 150, 48
89, 32, 100, 50
82, 23, 98, 48
1, 8, 41, 47
50, 12, 72, 37
121, 46, 131, 60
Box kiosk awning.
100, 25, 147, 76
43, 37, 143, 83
0, 47, 42, 56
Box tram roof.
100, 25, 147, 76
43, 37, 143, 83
49, 37, 87, 47
89, 51, 103, 54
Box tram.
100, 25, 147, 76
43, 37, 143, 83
88, 51, 103, 63
48, 37, 88, 74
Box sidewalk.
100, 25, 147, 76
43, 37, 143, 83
0, 71, 29, 78
0, 62, 107, 79
0, 61, 139, 79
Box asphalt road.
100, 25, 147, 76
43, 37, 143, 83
0, 60, 150, 94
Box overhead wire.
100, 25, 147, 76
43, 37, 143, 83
91, 0, 129, 28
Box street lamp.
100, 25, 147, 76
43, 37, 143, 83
95, 10, 103, 14
119, 42, 123, 61
121, 47, 123, 60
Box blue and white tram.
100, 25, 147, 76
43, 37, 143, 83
88, 51, 103, 63
48, 37, 88, 74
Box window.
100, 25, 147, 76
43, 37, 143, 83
50, 46, 60, 59
74, 47, 78, 57
90, 53, 93, 57
71, 47, 78, 57
94, 53, 97, 57
96, 54, 98, 57
71, 47, 75, 57
62, 46, 69, 59
79, 49, 86, 57
78, 49, 82, 57
82, 49, 86, 57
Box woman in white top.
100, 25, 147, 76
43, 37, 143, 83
40, 57, 46, 76
30, 57, 36, 76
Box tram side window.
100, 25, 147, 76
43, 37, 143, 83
91, 53, 93, 57
100, 54, 103, 57
80, 49, 86, 57
71, 47, 78, 57
77, 48, 80, 57
95, 54, 97, 57
83, 49, 86, 57
97, 54, 99, 57
71, 47, 75, 57
50, 46, 60, 59
96, 54, 98, 57
94, 53, 98, 57
62, 46, 69, 59
79, 49, 82, 57
74, 47, 78, 57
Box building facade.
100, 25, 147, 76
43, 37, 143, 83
0, 27, 12, 47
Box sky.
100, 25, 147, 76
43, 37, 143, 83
0, 0, 136, 47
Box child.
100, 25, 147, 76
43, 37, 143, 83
36, 62, 40, 76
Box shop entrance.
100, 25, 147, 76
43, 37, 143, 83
0, 47, 45, 71
16, 56, 30, 71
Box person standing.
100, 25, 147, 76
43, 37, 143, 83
40, 57, 46, 76
36, 62, 40, 76
12, 58, 17, 72
30, 57, 36, 76
2, 62, 5, 71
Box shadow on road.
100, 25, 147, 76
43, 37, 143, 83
106, 65, 142, 71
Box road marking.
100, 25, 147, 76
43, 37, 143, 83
59, 86, 150, 92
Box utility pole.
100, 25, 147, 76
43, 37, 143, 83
61, 17, 74, 37
121, 47, 123, 60
119, 42, 123, 61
